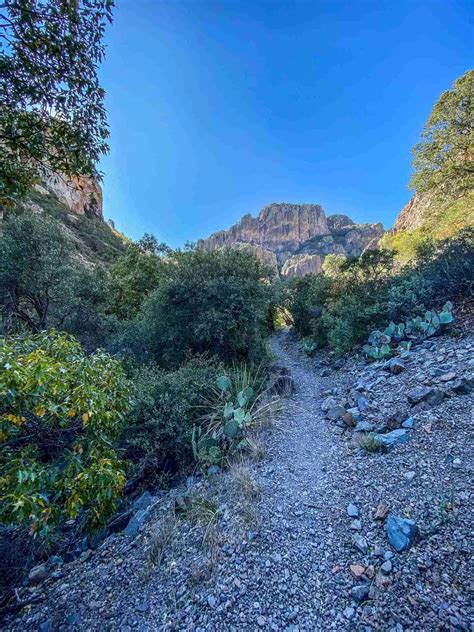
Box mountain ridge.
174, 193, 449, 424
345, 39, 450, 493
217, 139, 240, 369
197, 202, 385, 277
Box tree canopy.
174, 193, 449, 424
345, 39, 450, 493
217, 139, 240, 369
410, 69, 474, 199
0, 0, 114, 204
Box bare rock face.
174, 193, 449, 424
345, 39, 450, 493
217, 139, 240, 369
394, 193, 436, 232
35, 171, 103, 219
198, 202, 385, 277
326, 214, 354, 232
197, 203, 329, 257
281, 254, 323, 277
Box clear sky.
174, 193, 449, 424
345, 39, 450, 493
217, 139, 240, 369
99, 0, 473, 247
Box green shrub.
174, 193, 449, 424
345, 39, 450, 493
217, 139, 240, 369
290, 230, 473, 354
126, 357, 222, 470
130, 248, 273, 367
0, 332, 131, 535
192, 364, 277, 467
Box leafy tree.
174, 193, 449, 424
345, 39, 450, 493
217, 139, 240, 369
131, 248, 272, 366
0, 331, 131, 534
0, 211, 109, 341
107, 235, 170, 320
410, 70, 474, 199
0, 212, 73, 332
0, 0, 114, 204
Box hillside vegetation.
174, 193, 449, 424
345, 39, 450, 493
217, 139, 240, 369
0, 10, 472, 621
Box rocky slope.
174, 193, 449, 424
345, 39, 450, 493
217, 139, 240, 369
198, 203, 385, 277
35, 170, 104, 219
7, 173, 127, 266
6, 325, 473, 631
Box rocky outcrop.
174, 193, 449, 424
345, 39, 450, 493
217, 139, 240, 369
281, 254, 323, 277
198, 203, 385, 277
197, 203, 329, 261
393, 194, 434, 232
35, 170, 103, 219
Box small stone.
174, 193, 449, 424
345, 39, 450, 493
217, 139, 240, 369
439, 372, 456, 382
346, 503, 359, 518
386, 514, 418, 552
374, 503, 389, 521
356, 395, 370, 411
257, 615, 266, 627
381, 560, 392, 574
327, 404, 346, 420
28, 564, 48, 585
343, 606, 355, 619
453, 458, 461, 468
79, 550, 92, 563
124, 509, 150, 537
387, 358, 405, 375
354, 420, 375, 432
207, 595, 217, 608
451, 378, 473, 395
351, 584, 370, 603
374, 429, 410, 450
349, 564, 365, 578
39, 621, 52, 632
350, 519, 362, 531
407, 385, 435, 405
321, 396, 337, 412
404, 470, 416, 482
353, 534, 368, 554
401, 417, 415, 429
131, 491, 153, 511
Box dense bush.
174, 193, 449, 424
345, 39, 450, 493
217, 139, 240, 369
124, 248, 273, 366
0, 332, 131, 535
289, 228, 474, 354
126, 357, 222, 472
0, 211, 111, 347
289, 249, 395, 353
107, 235, 171, 320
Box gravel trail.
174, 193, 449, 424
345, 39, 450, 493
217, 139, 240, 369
8, 331, 473, 631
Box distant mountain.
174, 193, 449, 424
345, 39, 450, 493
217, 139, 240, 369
197, 203, 385, 277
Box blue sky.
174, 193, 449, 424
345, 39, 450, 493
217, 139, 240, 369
99, 0, 473, 246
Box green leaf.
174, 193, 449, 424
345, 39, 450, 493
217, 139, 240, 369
216, 376, 231, 392
224, 419, 240, 440
233, 407, 246, 424
223, 401, 234, 419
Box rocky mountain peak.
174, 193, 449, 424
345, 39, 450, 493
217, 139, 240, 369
198, 202, 385, 277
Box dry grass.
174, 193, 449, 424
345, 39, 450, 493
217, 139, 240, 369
147, 511, 178, 568
352, 432, 383, 453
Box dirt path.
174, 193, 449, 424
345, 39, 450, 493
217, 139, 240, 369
146, 333, 353, 630
11, 332, 472, 631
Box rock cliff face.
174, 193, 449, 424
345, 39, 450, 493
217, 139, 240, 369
281, 254, 323, 277
198, 203, 385, 277
393, 194, 434, 232
197, 203, 328, 262
35, 171, 103, 219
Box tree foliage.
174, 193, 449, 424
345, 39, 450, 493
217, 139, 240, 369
107, 234, 170, 320
410, 69, 474, 199
0, 0, 114, 203
0, 211, 73, 332
128, 248, 273, 367
0, 331, 131, 534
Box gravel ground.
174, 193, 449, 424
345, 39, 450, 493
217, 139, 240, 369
5, 331, 473, 632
